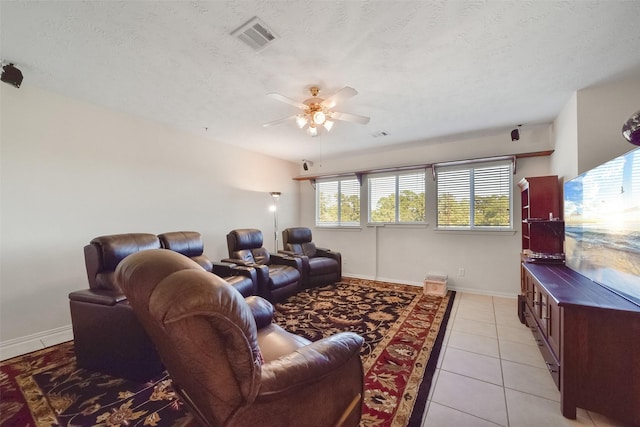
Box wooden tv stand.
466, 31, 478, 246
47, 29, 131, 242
521, 263, 640, 425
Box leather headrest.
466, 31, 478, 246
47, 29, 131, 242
91, 233, 160, 271
284, 227, 312, 244
158, 231, 204, 257
227, 229, 263, 251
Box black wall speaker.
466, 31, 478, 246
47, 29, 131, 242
1, 63, 23, 88
511, 128, 520, 141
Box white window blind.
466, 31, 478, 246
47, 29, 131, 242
369, 170, 426, 223
437, 169, 471, 226
437, 161, 512, 229
316, 178, 360, 226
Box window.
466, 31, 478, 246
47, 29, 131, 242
316, 178, 360, 226
368, 170, 426, 224
436, 161, 513, 229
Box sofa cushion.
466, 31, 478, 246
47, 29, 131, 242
267, 265, 300, 290
308, 257, 339, 276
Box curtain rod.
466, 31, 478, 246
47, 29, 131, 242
292, 149, 554, 182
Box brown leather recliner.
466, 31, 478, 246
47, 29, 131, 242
68, 233, 165, 381
282, 227, 342, 289
117, 249, 364, 427
225, 229, 302, 303
158, 231, 258, 297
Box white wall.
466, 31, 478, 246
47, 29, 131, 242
550, 92, 579, 181
299, 127, 555, 296
576, 74, 640, 175
300, 125, 553, 177
550, 74, 640, 192
0, 85, 299, 355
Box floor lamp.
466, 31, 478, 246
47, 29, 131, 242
269, 192, 281, 252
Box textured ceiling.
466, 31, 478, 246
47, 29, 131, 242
2, 1, 640, 163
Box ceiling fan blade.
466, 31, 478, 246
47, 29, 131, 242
331, 111, 370, 125
321, 86, 358, 109
266, 93, 307, 110
263, 115, 297, 127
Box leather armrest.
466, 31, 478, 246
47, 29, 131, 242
316, 248, 339, 258
259, 332, 364, 394
212, 260, 238, 269
245, 295, 274, 328
211, 261, 237, 278
212, 262, 257, 282
68, 288, 126, 306
270, 253, 303, 271
277, 251, 309, 271
224, 259, 270, 296
221, 258, 264, 271
278, 250, 297, 256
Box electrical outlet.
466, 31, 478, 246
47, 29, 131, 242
458, 268, 465, 277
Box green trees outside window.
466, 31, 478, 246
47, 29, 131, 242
369, 171, 426, 224
317, 179, 360, 226
437, 163, 512, 229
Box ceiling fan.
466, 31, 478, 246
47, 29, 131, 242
263, 86, 370, 137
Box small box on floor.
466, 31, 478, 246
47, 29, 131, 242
424, 273, 448, 296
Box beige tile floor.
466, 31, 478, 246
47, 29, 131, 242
420, 292, 632, 427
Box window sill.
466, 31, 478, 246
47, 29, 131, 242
366, 223, 429, 228
314, 226, 362, 231
434, 227, 516, 235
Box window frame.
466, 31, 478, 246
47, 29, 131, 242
315, 177, 361, 227
435, 160, 514, 231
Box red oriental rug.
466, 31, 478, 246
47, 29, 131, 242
0, 278, 454, 427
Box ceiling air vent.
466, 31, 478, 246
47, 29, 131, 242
231, 17, 278, 51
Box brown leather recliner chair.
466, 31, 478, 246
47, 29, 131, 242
225, 229, 302, 303
68, 233, 164, 381
282, 227, 342, 289
117, 249, 364, 427
158, 231, 258, 297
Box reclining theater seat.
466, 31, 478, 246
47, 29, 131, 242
117, 249, 365, 427
158, 231, 257, 297
282, 227, 342, 289
225, 228, 302, 303
68, 233, 164, 381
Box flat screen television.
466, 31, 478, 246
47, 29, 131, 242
564, 146, 640, 307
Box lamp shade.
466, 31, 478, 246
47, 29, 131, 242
296, 115, 308, 129
622, 110, 640, 146
323, 120, 334, 132
313, 111, 326, 125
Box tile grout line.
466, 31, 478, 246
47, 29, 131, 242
494, 296, 511, 427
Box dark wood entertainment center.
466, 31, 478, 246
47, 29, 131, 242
519, 175, 640, 425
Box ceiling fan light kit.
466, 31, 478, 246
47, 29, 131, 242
264, 85, 370, 136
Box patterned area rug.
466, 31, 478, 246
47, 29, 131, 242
0, 278, 454, 427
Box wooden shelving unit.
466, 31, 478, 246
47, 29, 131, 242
518, 175, 564, 261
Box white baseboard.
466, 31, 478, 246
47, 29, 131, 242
0, 325, 73, 361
